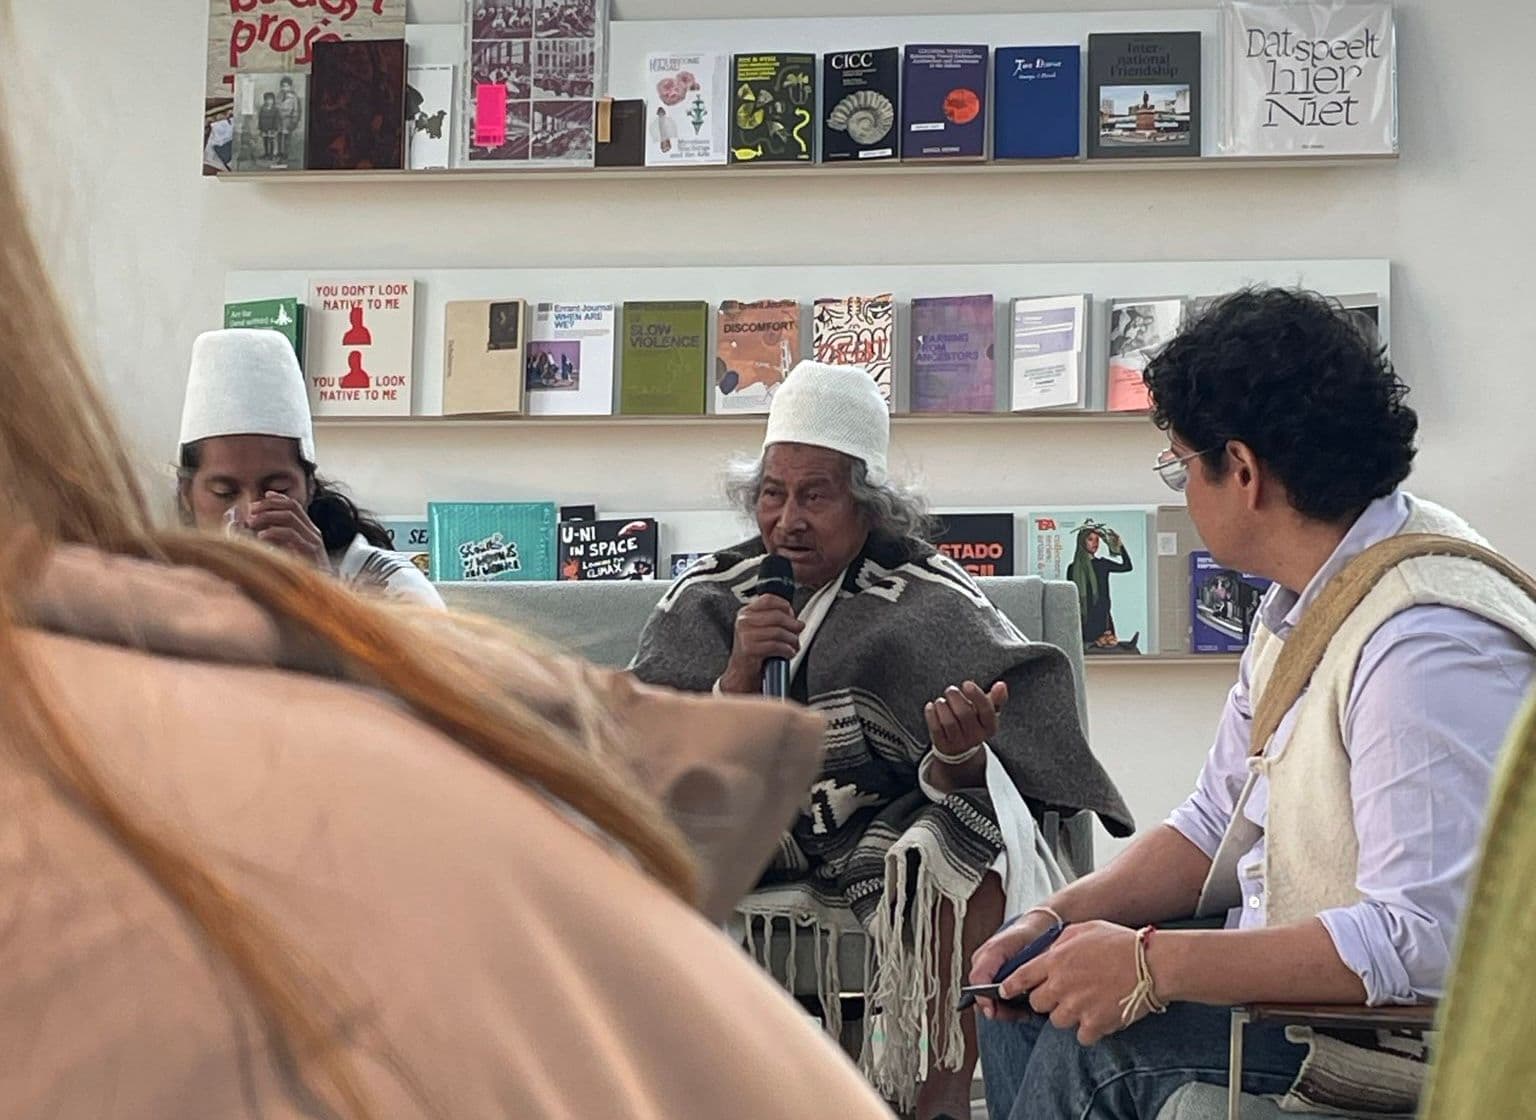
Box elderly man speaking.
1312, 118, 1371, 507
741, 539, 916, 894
630, 361, 1131, 1118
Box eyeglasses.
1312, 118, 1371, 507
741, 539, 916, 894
1153, 445, 1218, 493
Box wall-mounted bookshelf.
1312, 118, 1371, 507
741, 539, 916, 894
312, 411, 1152, 430
1085, 654, 1241, 668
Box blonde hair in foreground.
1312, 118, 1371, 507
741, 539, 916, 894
0, 61, 695, 1120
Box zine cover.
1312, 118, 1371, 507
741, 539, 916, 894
1106, 297, 1184, 412
558, 518, 659, 580
910, 294, 996, 413
1027, 508, 1152, 655
812, 293, 895, 408
1010, 294, 1087, 411
223, 298, 306, 367
994, 46, 1081, 159
644, 52, 730, 165
1088, 32, 1201, 159
716, 299, 801, 414
822, 47, 900, 162
1192, 550, 1273, 652
1221, 1, 1396, 156
305, 277, 415, 417
379, 517, 431, 577
933, 513, 1015, 577
232, 72, 306, 171
902, 45, 989, 160
467, 0, 605, 166
619, 301, 709, 415
730, 53, 816, 163
527, 302, 617, 415
407, 65, 455, 169
307, 39, 407, 170
442, 300, 525, 415
428, 501, 558, 582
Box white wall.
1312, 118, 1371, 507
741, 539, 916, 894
10, 0, 1536, 856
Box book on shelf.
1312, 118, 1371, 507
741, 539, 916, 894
1010, 294, 1087, 411
910, 294, 996, 413
812, 293, 895, 409
379, 516, 431, 577
1154, 504, 1203, 654
558, 517, 660, 580
715, 298, 801, 414
994, 46, 1081, 160
428, 501, 559, 581
730, 53, 816, 164
1027, 506, 1153, 656
595, 97, 645, 166
442, 299, 525, 416
305, 277, 415, 417
307, 39, 408, 170
1106, 297, 1184, 413
619, 300, 709, 415
902, 45, 989, 160
527, 301, 618, 416
670, 552, 710, 577
644, 52, 729, 166
1087, 32, 1201, 160
232, 72, 307, 172
933, 513, 1014, 577
1337, 292, 1383, 349
1191, 550, 1272, 653
406, 64, 455, 170
203, 0, 405, 175
821, 47, 900, 163
1220, 0, 1397, 157
223, 298, 306, 367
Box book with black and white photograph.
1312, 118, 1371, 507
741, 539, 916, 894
233, 72, 306, 172
1106, 297, 1184, 412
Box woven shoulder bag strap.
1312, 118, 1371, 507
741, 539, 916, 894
1249, 533, 1536, 758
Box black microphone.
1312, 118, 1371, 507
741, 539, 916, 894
755, 554, 795, 700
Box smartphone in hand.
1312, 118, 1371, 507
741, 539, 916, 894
956, 920, 1065, 1010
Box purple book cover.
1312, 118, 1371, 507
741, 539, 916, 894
1191, 550, 1273, 653
911, 294, 996, 412
902, 44, 989, 159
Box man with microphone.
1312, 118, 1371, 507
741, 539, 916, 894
630, 361, 1130, 1120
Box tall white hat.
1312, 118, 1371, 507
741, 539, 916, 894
178, 328, 315, 464
762, 361, 889, 484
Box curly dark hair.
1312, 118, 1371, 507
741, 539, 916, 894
1144, 287, 1417, 523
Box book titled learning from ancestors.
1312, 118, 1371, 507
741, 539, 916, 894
558, 518, 659, 580
1191, 550, 1273, 653
715, 299, 801, 414
428, 501, 559, 582
1106, 297, 1184, 412
1027, 507, 1153, 655
1088, 32, 1201, 159
901, 45, 989, 160
933, 513, 1015, 577
994, 46, 1081, 159
379, 517, 431, 577
307, 39, 408, 170
909, 294, 996, 413
305, 277, 415, 417
203, 0, 404, 174
223, 297, 306, 367
1010, 294, 1087, 411
821, 47, 900, 162
467, 0, 606, 166
619, 301, 709, 416
730, 53, 816, 163
644, 52, 729, 166
526, 302, 617, 416
442, 299, 525, 415
812, 293, 895, 408
232, 72, 307, 172
1221, 1, 1396, 156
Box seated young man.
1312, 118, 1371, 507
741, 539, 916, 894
972, 288, 1536, 1120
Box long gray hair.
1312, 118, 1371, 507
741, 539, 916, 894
724, 450, 935, 544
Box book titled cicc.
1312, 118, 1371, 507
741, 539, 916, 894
821, 47, 900, 162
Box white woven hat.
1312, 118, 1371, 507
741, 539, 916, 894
762, 361, 889, 483
178, 328, 315, 464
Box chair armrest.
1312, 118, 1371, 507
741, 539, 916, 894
1240, 1002, 1438, 1032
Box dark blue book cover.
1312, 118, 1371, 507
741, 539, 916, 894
1191, 550, 1272, 652
994, 46, 1081, 159
901, 44, 988, 160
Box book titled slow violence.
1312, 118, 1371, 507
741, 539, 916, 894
306, 38, 407, 170
442, 299, 525, 416
821, 47, 899, 162
933, 512, 1015, 577
716, 298, 801, 414
902, 45, 988, 160
428, 502, 558, 582
224, 298, 306, 367
620, 301, 709, 415
304, 277, 414, 417
558, 518, 659, 581
909, 294, 995, 413
730, 53, 816, 163
994, 46, 1081, 159
1088, 32, 1201, 159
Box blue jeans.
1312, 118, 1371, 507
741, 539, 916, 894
977, 1003, 1306, 1120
